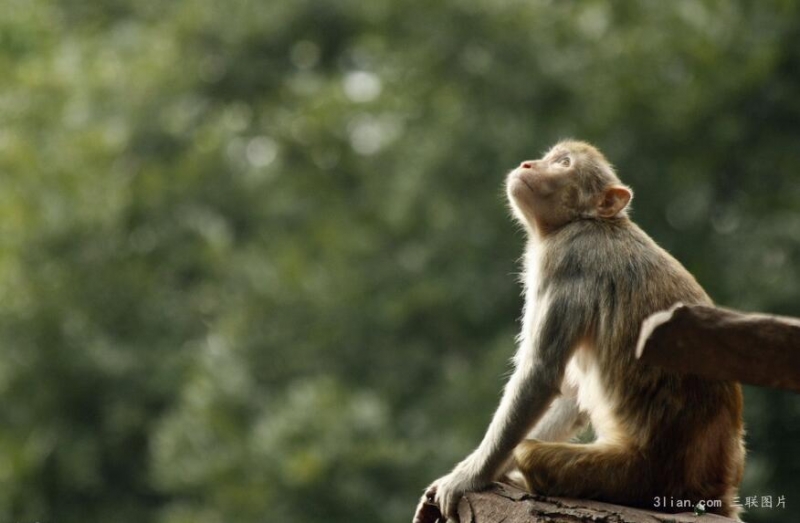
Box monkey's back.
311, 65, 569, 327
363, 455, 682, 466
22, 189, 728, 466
543, 219, 744, 515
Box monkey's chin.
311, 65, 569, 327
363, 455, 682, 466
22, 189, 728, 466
506, 172, 530, 194
507, 177, 536, 209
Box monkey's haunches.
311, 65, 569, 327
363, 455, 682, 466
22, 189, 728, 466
516, 441, 648, 503
515, 437, 741, 518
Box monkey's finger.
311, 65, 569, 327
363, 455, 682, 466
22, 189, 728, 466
412, 497, 442, 523
435, 490, 459, 523
444, 497, 461, 523
423, 483, 438, 501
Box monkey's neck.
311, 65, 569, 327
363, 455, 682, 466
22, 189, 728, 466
533, 216, 632, 242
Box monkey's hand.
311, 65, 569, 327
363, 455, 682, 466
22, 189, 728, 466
413, 465, 491, 522
411, 486, 442, 523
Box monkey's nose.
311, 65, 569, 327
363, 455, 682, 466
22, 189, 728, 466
520, 161, 534, 169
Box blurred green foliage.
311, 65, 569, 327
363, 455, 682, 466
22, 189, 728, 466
0, 0, 798, 522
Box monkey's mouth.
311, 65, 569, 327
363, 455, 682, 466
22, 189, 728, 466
510, 171, 536, 193
520, 177, 535, 193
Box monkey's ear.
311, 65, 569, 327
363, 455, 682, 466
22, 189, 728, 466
597, 186, 633, 218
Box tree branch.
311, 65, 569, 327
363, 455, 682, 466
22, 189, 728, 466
421, 483, 737, 522
636, 303, 800, 393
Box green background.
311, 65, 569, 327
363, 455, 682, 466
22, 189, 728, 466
0, 0, 798, 521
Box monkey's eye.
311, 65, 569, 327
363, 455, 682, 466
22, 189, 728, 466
558, 156, 571, 167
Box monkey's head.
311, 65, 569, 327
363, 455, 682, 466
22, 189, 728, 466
506, 140, 633, 236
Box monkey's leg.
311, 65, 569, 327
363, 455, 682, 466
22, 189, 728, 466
514, 440, 650, 507
502, 396, 588, 488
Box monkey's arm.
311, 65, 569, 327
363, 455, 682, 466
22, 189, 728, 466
416, 289, 589, 521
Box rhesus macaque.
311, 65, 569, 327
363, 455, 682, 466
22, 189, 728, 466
413, 141, 744, 522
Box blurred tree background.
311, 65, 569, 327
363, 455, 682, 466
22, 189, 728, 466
0, 0, 798, 522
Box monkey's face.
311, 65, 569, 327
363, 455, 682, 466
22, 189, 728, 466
506, 141, 632, 236
506, 146, 581, 234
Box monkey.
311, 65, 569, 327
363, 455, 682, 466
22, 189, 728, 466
413, 140, 744, 522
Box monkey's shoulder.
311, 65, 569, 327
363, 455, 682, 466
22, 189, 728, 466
544, 220, 704, 296
563, 221, 709, 311
545, 219, 657, 272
